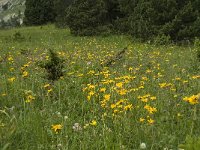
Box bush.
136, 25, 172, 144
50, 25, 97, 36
38, 49, 65, 81
153, 34, 172, 45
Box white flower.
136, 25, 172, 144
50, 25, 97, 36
64, 116, 68, 120
140, 143, 146, 149
87, 61, 91, 65
72, 123, 82, 131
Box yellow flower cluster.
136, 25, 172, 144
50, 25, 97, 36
183, 93, 200, 105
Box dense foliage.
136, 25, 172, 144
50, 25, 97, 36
53, 0, 74, 27
23, 0, 200, 41
66, 0, 108, 36
24, 0, 55, 25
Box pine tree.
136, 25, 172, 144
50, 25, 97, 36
117, 0, 200, 41
66, 0, 108, 36
24, 0, 56, 25
54, 0, 74, 27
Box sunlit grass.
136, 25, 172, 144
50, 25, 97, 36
0, 25, 200, 150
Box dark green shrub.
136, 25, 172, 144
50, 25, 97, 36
39, 49, 65, 81
153, 34, 172, 45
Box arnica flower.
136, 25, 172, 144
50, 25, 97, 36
147, 118, 155, 124
51, 124, 62, 133
22, 71, 29, 78
8, 77, 16, 82
116, 82, 123, 88
99, 88, 106, 93
111, 103, 116, 109
104, 94, 111, 101
117, 89, 127, 95
139, 118, 145, 122
25, 95, 35, 103
47, 88, 53, 94
9, 67, 15, 71
90, 120, 97, 126
183, 94, 199, 105
144, 105, 157, 114
124, 104, 133, 111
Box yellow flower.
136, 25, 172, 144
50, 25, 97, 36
8, 77, 16, 82
142, 77, 148, 81
51, 124, 62, 133
111, 104, 116, 109
44, 83, 50, 88
144, 105, 157, 114
22, 71, 29, 78
90, 120, 97, 126
116, 82, 123, 88
150, 96, 156, 100
48, 88, 53, 93
183, 94, 199, 105
84, 123, 89, 129
147, 118, 155, 124
77, 73, 84, 77
25, 95, 35, 103
88, 84, 95, 89
104, 94, 111, 101
8, 56, 13, 61
9, 67, 15, 71
129, 67, 133, 71
117, 89, 127, 95
124, 104, 133, 111
99, 88, 106, 93
192, 75, 200, 79
139, 118, 145, 122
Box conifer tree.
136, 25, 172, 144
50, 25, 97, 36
24, 0, 56, 25
54, 0, 74, 27
66, 0, 107, 36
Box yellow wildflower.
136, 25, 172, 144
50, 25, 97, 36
44, 83, 51, 88
90, 120, 97, 126
147, 118, 155, 124
48, 88, 53, 93
104, 94, 111, 101
124, 104, 133, 111
116, 82, 123, 88
99, 88, 106, 93
25, 95, 35, 103
9, 67, 14, 71
51, 124, 62, 133
22, 71, 29, 78
139, 118, 145, 122
150, 97, 156, 100
117, 89, 127, 95
111, 104, 116, 109
8, 77, 16, 82
183, 94, 199, 105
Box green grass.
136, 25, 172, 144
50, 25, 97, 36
0, 25, 200, 150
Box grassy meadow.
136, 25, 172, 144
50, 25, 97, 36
0, 25, 200, 150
